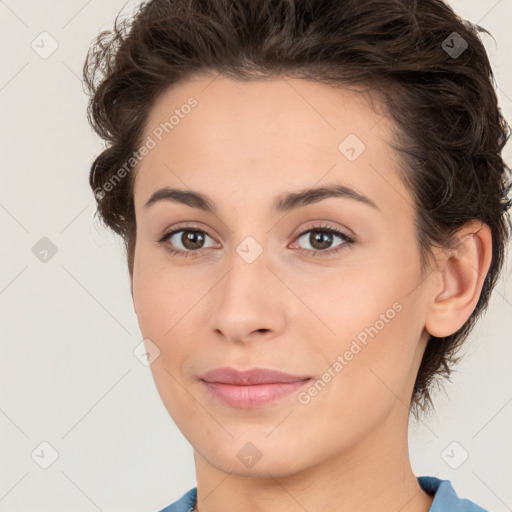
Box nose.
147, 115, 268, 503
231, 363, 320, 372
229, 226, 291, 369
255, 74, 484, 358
208, 247, 287, 344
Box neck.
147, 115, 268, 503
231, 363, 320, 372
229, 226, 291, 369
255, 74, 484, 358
192, 402, 434, 512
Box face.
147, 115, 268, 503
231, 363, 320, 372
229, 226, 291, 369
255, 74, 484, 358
131, 75, 433, 477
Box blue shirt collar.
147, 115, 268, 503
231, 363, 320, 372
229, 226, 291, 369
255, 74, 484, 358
418, 476, 488, 511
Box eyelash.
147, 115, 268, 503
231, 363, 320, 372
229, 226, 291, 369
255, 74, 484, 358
156, 223, 355, 259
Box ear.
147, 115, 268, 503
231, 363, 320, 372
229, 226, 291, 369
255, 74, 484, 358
424, 220, 493, 338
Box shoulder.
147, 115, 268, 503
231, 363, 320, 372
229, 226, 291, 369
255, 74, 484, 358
418, 476, 489, 512
156, 487, 197, 512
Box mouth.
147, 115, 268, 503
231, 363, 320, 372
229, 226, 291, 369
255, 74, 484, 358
199, 367, 312, 408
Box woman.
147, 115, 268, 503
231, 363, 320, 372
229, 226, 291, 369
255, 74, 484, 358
83, 0, 511, 510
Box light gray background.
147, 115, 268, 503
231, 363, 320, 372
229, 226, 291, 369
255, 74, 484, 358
0, 1, 511, 511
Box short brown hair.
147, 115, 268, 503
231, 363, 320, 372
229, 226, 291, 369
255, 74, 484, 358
83, 0, 512, 416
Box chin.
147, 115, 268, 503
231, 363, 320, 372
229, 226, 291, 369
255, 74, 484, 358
196, 437, 315, 479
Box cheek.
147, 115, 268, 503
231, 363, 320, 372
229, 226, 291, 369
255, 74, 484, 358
296, 252, 422, 397
294, 305, 420, 453
131, 252, 212, 392
132, 257, 200, 428
289, 262, 405, 343
132, 248, 196, 336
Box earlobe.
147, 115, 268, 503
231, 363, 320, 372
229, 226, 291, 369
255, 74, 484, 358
424, 221, 492, 338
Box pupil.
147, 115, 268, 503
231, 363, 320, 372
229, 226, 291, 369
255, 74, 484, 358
183, 231, 204, 249
311, 231, 332, 250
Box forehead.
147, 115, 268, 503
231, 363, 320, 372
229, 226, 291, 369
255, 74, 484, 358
133, 74, 410, 216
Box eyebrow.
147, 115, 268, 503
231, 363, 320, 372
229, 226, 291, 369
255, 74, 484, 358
143, 183, 380, 214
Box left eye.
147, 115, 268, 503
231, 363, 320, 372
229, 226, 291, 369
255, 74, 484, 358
293, 226, 353, 256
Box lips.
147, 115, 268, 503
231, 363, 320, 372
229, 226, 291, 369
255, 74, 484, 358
200, 367, 311, 385
199, 367, 312, 408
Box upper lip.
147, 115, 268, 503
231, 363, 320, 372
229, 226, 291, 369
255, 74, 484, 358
200, 367, 311, 385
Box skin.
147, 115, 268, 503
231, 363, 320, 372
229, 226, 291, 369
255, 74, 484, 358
129, 74, 492, 512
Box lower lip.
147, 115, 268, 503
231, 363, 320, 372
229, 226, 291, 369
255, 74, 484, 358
200, 379, 311, 408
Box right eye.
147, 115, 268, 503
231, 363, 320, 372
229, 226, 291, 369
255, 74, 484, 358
157, 227, 219, 257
